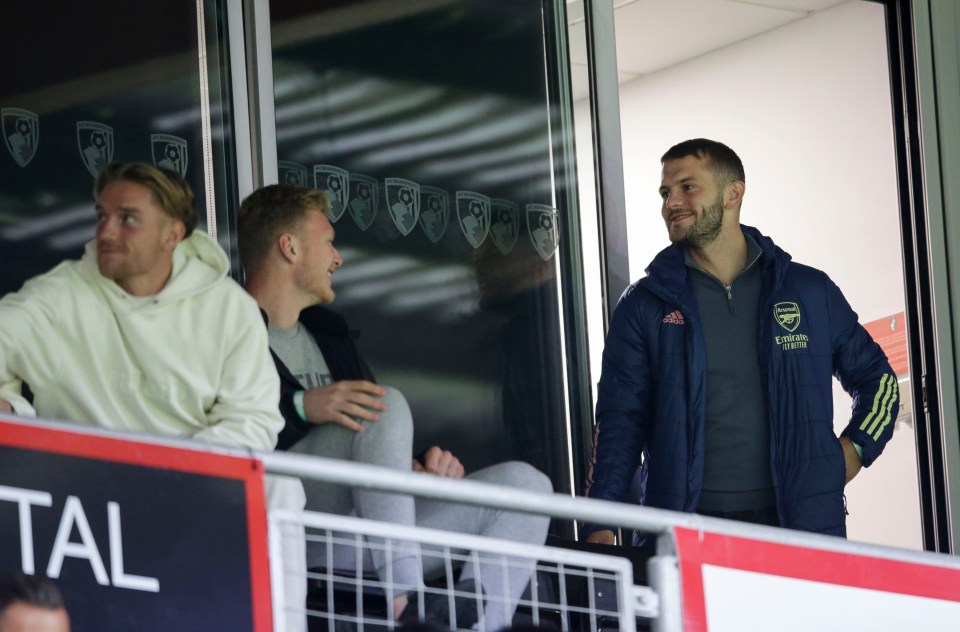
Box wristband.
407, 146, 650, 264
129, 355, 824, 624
293, 390, 307, 422
852, 441, 863, 461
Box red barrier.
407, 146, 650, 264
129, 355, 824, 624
675, 525, 960, 631
0, 417, 272, 632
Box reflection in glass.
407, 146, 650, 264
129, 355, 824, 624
270, 0, 572, 500
0, 0, 236, 293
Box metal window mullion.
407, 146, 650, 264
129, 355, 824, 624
891, 0, 957, 555
583, 0, 629, 326
913, 0, 960, 554
196, 0, 217, 237
543, 0, 593, 503
244, 0, 279, 188
226, 0, 256, 201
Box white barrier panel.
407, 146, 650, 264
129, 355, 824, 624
674, 526, 960, 632
0, 417, 273, 632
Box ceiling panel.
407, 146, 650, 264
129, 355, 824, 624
612, 0, 808, 74
566, 0, 850, 97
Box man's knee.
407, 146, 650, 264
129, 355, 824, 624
379, 386, 411, 418
356, 385, 413, 444
473, 461, 553, 495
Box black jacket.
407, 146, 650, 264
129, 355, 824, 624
264, 306, 375, 450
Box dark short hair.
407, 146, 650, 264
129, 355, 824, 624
0, 571, 66, 614
237, 184, 332, 274
94, 162, 198, 237
661, 138, 745, 187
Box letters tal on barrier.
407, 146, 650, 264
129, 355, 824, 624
0, 417, 272, 632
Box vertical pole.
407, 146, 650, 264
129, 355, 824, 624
647, 554, 682, 632
583, 0, 630, 326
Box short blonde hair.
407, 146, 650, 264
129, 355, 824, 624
94, 162, 198, 236
237, 184, 332, 274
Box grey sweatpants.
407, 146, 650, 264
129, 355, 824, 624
289, 386, 552, 630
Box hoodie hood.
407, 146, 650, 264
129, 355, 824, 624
81, 231, 230, 305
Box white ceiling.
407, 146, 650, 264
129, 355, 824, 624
565, 0, 850, 98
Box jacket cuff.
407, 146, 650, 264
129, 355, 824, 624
841, 429, 880, 467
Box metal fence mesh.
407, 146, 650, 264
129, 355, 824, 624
271, 510, 640, 632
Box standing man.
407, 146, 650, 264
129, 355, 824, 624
585, 139, 899, 543
0, 163, 306, 630
238, 184, 552, 631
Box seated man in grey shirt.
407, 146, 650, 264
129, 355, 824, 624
239, 183, 553, 631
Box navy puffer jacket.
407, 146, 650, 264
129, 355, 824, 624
585, 225, 899, 537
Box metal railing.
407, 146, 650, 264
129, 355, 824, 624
270, 509, 647, 632
260, 449, 960, 632
6, 416, 956, 632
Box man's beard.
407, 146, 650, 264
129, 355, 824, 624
671, 193, 724, 248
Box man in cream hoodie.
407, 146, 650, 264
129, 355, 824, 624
0, 162, 306, 630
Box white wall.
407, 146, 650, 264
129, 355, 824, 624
576, 0, 923, 549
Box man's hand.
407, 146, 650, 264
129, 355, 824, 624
0, 400, 12, 414
412, 446, 465, 479
840, 436, 863, 484
302, 380, 386, 433
585, 530, 616, 545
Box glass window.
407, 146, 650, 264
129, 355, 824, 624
268, 0, 576, 496
0, 0, 238, 294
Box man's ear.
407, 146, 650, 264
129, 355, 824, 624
725, 180, 745, 209
165, 220, 186, 250
278, 233, 298, 263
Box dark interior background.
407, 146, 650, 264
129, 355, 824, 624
269, 0, 570, 487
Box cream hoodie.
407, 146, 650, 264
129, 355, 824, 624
0, 231, 282, 451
